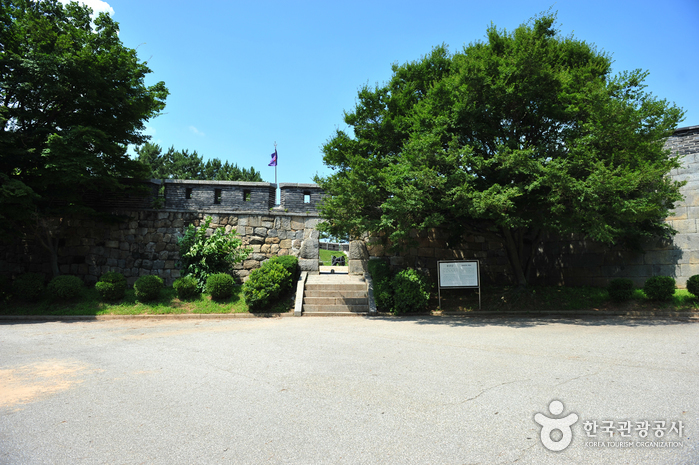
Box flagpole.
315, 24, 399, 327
274, 141, 277, 187
274, 142, 278, 206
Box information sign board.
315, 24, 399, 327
437, 260, 481, 310
438, 261, 479, 288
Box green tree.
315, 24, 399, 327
0, 0, 168, 276
315, 13, 685, 286
135, 142, 263, 181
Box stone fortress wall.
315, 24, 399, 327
0, 182, 325, 286
1, 126, 698, 288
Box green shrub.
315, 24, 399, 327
263, 255, 299, 289
134, 275, 164, 302
368, 259, 393, 311
686, 275, 699, 298
13, 273, 45, 301
95, 272, 127, 301
643, 276, 676, 301
173, 275, 200, 300
178, 217, 251, 291
391, 268, 431, 315
607, 278, 634, 302
47, 275, 83, 301
206, 273, 235, 300
242, 262, 290, 310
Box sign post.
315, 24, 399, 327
437, 260, 481, 310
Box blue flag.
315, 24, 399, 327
268, 149, 277, 166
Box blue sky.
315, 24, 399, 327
70, 0, 698, 185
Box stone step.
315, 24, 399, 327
305, 283, 367, 291
302, 305, 368, 313
318, 266, 349, 274
304, 296, 368, 306
302, 274, 369, 314
306, 274, 365, 282
304, 290, 367, 298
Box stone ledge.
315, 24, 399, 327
146, 208, 321, 217
279, 183, 321, 188
294, 271, 308, 316
163, 180, 276, 187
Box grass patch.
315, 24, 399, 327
0, 284, 293, 316
319, 248, 347, 266
3, 281, 697, 317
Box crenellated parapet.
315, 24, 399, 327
162, 180, 277, 211
279, 183, 324, 212
154, 180, 325, 213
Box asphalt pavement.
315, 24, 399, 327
1, 316, 698, 464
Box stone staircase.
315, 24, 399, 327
302, 274, 369, 314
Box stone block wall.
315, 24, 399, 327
0, 210, 322, 286
363, 229, 512, 285
2, 126, 698, 289
539, 125, 699, 288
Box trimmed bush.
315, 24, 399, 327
368, 259, 393, 311
263, 255, 299, 290
173, 275, 200, 300
607, 278, 634, 302
643, 276, 676, 301
134, 275, 164, 302
95, 272, 127, 301
13, 273, 45, 302
391, 268, 431, 315
686, 275, 699, 298
206, 273, 235, 300
242, 262, 291, 310
47, 275, 83, 301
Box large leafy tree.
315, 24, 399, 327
315, 14, 685, 286
0, 0, 168, 276
135, 142, 263, 182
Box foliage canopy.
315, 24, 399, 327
315, 14, 685, 286
135, 142, 263, 182
0, 0, 168, 275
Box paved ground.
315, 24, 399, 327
1, 316, 698, 464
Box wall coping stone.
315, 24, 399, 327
148, 208, 320, 217
279, 183, 321, 188
160, 179, 276, 187
673, 125, 699, 135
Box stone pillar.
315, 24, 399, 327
348, 240, 368, 275
298, 229, 319, 272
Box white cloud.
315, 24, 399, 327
58, 0, 114, 17
189, 126, 205, 137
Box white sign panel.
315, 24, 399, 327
439, 261, 479, 288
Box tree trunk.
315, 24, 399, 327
502, 227, 528, 287
523, 228, 543, 283
34, 216, 62, 278
47, 241, 60, 278
37, 232, 60, 278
